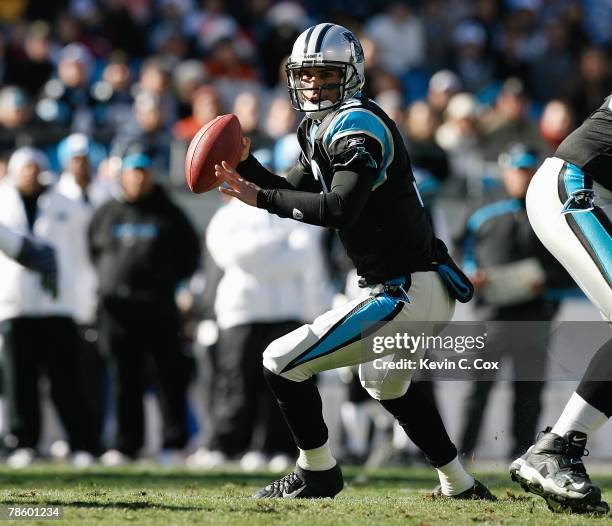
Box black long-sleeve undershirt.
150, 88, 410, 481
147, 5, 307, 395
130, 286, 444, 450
258, 169, 375, 229
237, 153, 378, 230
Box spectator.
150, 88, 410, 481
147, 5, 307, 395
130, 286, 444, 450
496, 1, 547, 81
186, 0, 254, 60
404, 101, 449, 185
451, 20, 495, 94
90, 52, 135, 146
363, 2, 425, 77
564, 46, 612, 122
358, 37, 402, 99
528, 19, 574, 102
205, 37, 258, 83
421, 0, 456, 74
148, 0, 193, 66
375, 90, 405, 130
0, 86, 60, 153
56, 133, 111, 462
539, 99, 575, 153
480, 77, 545, 162
56, 131, 112, 276
173, 85, 222, 142
36, 42, 96, 135
88, 148, 200, 465
171, 84, 224, 183
427, 69, 462, 119
135, 56, 177, 127
264, 96, 296, 141
454, 143, 568, 460
110, 91, 172, 176
435, 92, 482, 180
257, 2, 309, 88
404, 101, 450, 225
4, 20, 55, 97
101, 0, 149, 57
172, 59, 209, 119
233, 91, 272, 152
0, 147, 99, 468
191, 141, 333, 471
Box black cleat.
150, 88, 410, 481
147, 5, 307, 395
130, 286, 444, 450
253, 463, 344, 499
432, 479, 497, 501
509, 428, 609, 515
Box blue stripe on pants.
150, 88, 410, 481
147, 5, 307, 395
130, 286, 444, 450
291, 295, 401, 367
563, 163, 612, 285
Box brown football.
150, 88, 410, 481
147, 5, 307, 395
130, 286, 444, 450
185, 114, 243, 194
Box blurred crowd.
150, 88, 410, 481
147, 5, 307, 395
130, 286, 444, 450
0, 0, 611, 182
0, 0, 611, 469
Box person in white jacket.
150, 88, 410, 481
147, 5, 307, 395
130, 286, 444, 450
55, 133, 113, 461
0, 147, 99, 467
191, 165, 334, 471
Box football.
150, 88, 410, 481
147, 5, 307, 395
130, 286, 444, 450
185, 114, 243, 194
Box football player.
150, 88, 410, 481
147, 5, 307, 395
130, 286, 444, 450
509, 94, 612, 514
215, 23, 494, 501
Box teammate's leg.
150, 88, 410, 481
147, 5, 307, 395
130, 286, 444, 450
554, 339, 612, 437
510, 159, 612, 513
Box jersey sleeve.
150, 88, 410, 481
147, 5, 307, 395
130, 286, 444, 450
323, 109, 393, 189
255, 109, 393, 229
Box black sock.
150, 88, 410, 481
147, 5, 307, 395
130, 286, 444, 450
263, 367, 328, 450
379, 382, 457, 468
576, 338, 612, 417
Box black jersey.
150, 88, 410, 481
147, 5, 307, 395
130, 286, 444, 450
238, 93, 439, 285
555, 94, 612, 191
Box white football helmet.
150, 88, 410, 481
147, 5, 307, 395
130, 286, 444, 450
286, 23, 366, 120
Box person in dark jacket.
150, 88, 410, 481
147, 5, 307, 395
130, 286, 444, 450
88, 149, 200, 465
455, 143, 572, 460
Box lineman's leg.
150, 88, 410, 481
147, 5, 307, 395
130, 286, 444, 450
510, 160, 612, 513
526, 161, 612, 437
552, 338, 612, 437
526, 158, 612, 320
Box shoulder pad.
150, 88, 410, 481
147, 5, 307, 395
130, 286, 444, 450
321, 107, 391, 150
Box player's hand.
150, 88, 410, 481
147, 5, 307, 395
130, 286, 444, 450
240, 136, 251, 162
215, 161, 261, 207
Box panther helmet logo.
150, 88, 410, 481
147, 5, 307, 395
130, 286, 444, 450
342, 31, 364, 63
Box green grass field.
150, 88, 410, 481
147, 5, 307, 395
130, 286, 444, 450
0, 465, 610, 525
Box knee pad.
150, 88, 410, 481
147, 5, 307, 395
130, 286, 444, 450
262, 329, 317, 382
262, 341, 283, 376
